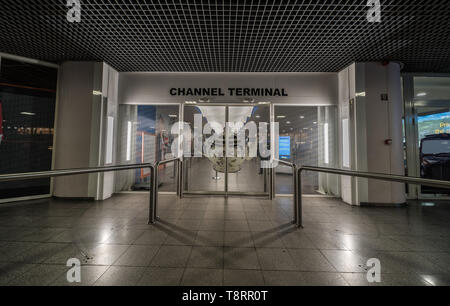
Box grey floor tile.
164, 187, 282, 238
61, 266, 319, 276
280, 231, 316, 249
176, 219, 202, 231
49, 228, 113, 244
262, 271, 304, 286
256, 248, 296, 271
225, 221, 250, 232
199, 219, 225, 231
44, 243, 95, 264
181, 268, 223, 286
51, 265, 108, 286
134, 229, 168, 245
251, 231, 285, 248
306, 233, 349, 250
9, 243, 69, 264
114, 245, 160, 267
224, 211, 247, 220
299, 272, 349, 286
223, 269, 265, 286
419, 252, 450, 273
224, 231, 254, 247
420, 274, 450, 286
163, 230, 197, 246
85, 244, 129, 265
342, 235, 407, 252
288, 249, 336, 272
224, 247, 260, 270
7, 264, 67, 286
3, 194, 450, 286
377, 251, 446, 275
94, 266, 146, 286
248, 221, 276, 232
138, 267, 184, 286
342, 273, 432, 286
187, 247, 223, 268
0, 262, 36, 285
150, 246, 192, 268
195, 231, 224, 246
19, 228, 66, 242
321, 250, 371, 273
104, 229, 145, 244
0, 241, 39, 261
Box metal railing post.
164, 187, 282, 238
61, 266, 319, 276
148, 165, 156, 224
179, 160, 184, 199
154, 163, 160, 221
292, 164, 298, 225
296, 168, 303, 228
269, 167, 275, 200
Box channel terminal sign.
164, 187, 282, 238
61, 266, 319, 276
170, 88, 288, 97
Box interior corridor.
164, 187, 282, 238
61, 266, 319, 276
0, 194, 450, 286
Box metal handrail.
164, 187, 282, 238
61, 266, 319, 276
274, 159, 299, 224
296, 166, 450, 228
154, 158, 183, 220
0, 163, 157, 224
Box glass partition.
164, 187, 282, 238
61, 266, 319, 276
274, 105, 339, 195
413, 77, 450, 195
0, 58, 57, 200
115, 104, 179, 193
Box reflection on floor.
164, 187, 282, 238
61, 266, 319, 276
0, 194, 450, 286
185, 158, 267, 193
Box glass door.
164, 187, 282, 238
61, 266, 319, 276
183, 105, 226, 194
183, 104, 270, 196
227, 105, 271, 194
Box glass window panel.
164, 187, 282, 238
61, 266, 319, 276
115, 104, 179, 193
0, 58, 57, 200
275, 105, 338, 195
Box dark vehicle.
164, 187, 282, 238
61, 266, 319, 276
420, 134, 450, 194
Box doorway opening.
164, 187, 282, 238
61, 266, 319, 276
182, 104, 271, 197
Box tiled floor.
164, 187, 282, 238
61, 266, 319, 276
0, 194, 450, 286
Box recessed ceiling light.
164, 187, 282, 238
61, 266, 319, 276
417, 92, 427, 97
286, 121, 291, 124
168, 115, 178, 118
300, 116, 305, 119
21, 112, 36, 116
313, 122, 317, 124
277, 115, 286, 119
356, 92, 366, 97
93, 91, 102, 96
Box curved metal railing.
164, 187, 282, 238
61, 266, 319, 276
0, 159, 183, 224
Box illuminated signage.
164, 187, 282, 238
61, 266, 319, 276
170, 88, 288, 97
279, 136, 291, 158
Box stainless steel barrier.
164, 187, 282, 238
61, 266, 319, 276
296, 166, 450, 228
154, 158, 182, 220
274, 159, 298, 224
0, 163, 158, 224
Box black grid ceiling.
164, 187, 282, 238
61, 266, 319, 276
1, 0, 450, 72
